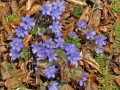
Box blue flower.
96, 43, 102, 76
20, 15, 35, 30
46, 48, 58, 62
69, 32, 77, 38
10, 38, 24, 52
55, 30, 62, 38
31, 42, 43, 54
38, 30, 44, 36
79, 72, 87, 86
64, 44, 77, 55
55, 37, 64, 48
9, 49, 20, 60
96, 47, 103, 54
36, 50, 47, 60
42, 2, 53, 15
95, 35, 107, 46
15, 26, 28, 37
51, 8, 62, 20
44, 65, 58, 78
49, 21, 62, 34
43, 38, 57, 48
78, 20, 88, 30
53, 0, 65, 11
67, 52, 82, 66
86, 29, 96, 39
48, 81, 59, 90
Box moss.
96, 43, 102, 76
112, 0, 120, 13
112, 22, 120, 53
95, 54, 118, 90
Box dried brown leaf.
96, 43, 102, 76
0, 46, 7, 55
66, 0, 86, 5
23, 34, 33, 47
62, 17, 76, 39
11, 0, 19, 13
114, 75, 120, 86
27, 4, 41, 15
115, 56, 120, 63
85, 73, 98, 90
82, 49, 99, 71
26, 0, 34, 10
103, 44, 112, 54
88, 9, 101, 28
5, 70, 28, 89
79, 6, 91, 22
113, 66, 120, 75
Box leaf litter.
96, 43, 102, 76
0, 0, 120, 90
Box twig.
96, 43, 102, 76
66, 0, 87, 6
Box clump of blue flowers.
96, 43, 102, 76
9, 15, 35, 60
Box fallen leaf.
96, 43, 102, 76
5, 70, 28, 89
66, 0, 86, 6
62, 17, 76, 39
23, 34, 33, 47
85, 73, 98, 90
0, 46, 7, 55
11, 0, 19, 13
26, 0, 34, 10
79, 6, 91, 22
114, 75, 120, 86
113, 66, 120, 75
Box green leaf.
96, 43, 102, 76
68, 68, 81, 80
65, 36, 72, 44
30, 27, 38, 35
56, 49, 67, 62
1, 62, 12, 80
20, 48, 30, 58
73, 5, 84, 18
58, 83, 73, 90
5, 13, 20, 22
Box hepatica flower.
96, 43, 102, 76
20, 15, 35, 30
55, 37, 65, 48
9, 49, 20, 60
49, 21, 62, 33
42, 2, 53, 15
79, 72, 87, 86
69, 31, 77, 38
10, 38, 23, 52
55, 30, 62, 38
47, 51, 58, 62
64, 44, 77, 55
31, 41, 43, 54
67, 52, 82, 66
53, 0, 65, 11
96, 46, 103, 54
15, 26, 28, 37
48, 81, 59, 90
44, 65, 58, 78
51, 8, 62, 20
36, 50, 47, 60
86, 29, 96, 39
78, 20, 88, 30
95, 35, 107, 46
43, 38, 57, 48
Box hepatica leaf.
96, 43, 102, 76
30, 26, 38, 35
20, 48, 30, 58
68, 68, 82, 80
56, 49, 67, 62
73, 5, 84, 18
1, 62, 12, 80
